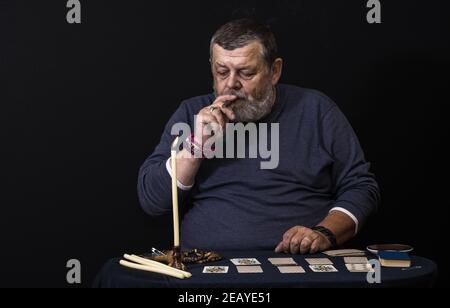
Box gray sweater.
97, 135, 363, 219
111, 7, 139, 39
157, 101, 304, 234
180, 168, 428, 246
138, 84, 380, 250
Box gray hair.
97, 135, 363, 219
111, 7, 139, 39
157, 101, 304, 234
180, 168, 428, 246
209, 19, 278, 67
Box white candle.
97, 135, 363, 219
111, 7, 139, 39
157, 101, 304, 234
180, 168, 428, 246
171, 137, 180, 247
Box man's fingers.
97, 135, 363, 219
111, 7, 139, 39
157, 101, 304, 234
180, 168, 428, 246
195, 113, 220, 140
275, 241, 284, 253
213, 95, 236, 105
197, 113, 219, 129
289, 236, 301, 254
299, 236, 313, 254
219, 106, 235, 121
309, 237, 321, 254
282, 227, 299, 253
283, 227, 298, 240
212, 95, 236, 121
289, 228, 311, 254
208, 108, 226, 132
277, 226, 324, 254
299, 230, 320, 254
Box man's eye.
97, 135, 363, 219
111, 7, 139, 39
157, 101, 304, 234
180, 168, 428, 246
240, 71, 255, 78
217, 71, 229, 77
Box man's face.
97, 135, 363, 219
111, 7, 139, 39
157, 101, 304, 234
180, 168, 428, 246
211, 42, 276, 122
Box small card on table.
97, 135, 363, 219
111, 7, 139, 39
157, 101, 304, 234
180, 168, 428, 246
268, 257, 297, 265
277, 266, 305, 274
344, 257, 369, 264
202, 266, 229, 274
236, 266, 263, 273
322, 249, 365, 257
345, 263, 374, 272
230, 258, 261, 266
305, 258, 333, 265
309, 264, 338, 272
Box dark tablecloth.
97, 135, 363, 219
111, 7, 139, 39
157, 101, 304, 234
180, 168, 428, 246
93, 251, 437, 288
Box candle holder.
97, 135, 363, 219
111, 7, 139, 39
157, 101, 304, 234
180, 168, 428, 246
169, 246, 185, 271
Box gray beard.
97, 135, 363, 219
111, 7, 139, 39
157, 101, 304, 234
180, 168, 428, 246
214, 85, 275, 123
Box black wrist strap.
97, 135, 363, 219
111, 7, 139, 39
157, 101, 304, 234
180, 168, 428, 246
311, 226, 338, 248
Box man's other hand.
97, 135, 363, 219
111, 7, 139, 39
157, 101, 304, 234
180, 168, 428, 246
274, 226, 332, 254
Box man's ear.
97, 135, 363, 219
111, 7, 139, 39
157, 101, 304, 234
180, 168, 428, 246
271, 58, 283, 85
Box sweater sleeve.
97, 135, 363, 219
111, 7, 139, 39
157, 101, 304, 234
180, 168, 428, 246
321, 105, 380, 232
137, 101, 193, 216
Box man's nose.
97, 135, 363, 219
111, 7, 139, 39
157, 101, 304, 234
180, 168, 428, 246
226, 72, 242, 90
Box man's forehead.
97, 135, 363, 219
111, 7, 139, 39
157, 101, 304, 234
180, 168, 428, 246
212, 42, 263, 67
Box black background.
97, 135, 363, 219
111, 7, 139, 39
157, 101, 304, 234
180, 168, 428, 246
1, 0, 449, 287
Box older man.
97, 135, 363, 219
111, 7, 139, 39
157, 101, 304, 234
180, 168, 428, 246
138, 19, 380, 254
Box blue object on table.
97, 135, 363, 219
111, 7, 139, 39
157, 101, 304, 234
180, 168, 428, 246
378, 251, 410, 261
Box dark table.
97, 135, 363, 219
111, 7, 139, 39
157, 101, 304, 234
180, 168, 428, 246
93, 251, 437, 288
